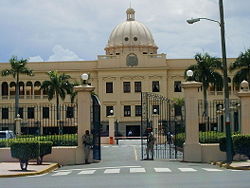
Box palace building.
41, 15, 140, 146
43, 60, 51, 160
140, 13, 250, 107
0, 8, 237, 136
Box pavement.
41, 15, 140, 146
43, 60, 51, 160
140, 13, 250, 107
0, 160, 249, 178
0, 162, 59, 178
211, 160, 250, 170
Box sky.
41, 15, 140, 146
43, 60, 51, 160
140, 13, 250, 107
0, 0, 250, 62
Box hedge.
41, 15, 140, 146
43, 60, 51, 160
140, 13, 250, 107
11, 141, 40, 170
0, 134, 77, 148
174, 131, 226, 148
10, 141, 53, 170
37, 141, 53, 165
219, 135, 250, 157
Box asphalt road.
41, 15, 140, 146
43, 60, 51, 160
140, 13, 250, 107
1, 140, 250, 188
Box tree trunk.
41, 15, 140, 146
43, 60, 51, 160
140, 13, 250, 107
203, 85, 209, 131
56, 94, 62, 134
15, 73, 20, 118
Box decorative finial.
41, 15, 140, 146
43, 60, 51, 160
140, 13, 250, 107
126, 7, 135, 21
240, 80, 249, 92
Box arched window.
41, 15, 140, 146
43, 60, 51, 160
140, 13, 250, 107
2, 82, 8, 96
26, 81, 33, 97
34, 81, 41, 97
19, 82, 25, 96
10, 82, 16, 96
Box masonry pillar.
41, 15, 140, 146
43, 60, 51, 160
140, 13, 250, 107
74, 83, 95, 164
15, 114, 22, 136
182, 81, 202, 162
237, 80, 250, 135
152, 114, 159, 136
108, 115, 115, 144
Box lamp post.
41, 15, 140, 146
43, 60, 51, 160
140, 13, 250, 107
187, 0, 232, 162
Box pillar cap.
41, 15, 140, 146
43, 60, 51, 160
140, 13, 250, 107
181, 81, 202, 89
74, 85, 95, 92
240, 80, 249, 91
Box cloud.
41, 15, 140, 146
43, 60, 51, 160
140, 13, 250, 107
48, 45, 83, 61
1, 0, 250, 62
29, 56, 44, 62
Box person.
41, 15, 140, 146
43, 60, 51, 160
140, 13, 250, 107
82, 130, 93, 164
146, 131, 156, 160
128, 130, 133, 136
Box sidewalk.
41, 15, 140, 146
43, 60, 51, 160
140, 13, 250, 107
0, 162, 59, 178
212, 160, 250, 170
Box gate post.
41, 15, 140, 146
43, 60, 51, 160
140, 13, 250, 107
74, 78, 95, 164
108, 115, 115, 144
152, 114, 159, 136
182, 81, 202, 162
15, 114, 22, 136
237, 80, 250, 134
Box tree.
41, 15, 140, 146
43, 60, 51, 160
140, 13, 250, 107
185, 53, 223, 118
41, 71, 72, 134
1, 56, 33, 118
229, 49, 250, 88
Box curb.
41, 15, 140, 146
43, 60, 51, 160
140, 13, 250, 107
211, 161, 250, 170
0, 163, 60, 178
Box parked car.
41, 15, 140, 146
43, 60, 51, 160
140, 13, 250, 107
0, 130, 15, 139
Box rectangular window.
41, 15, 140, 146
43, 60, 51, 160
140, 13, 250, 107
174, 81, 182, 92
106, 82, 113, 93
152, 81, 160, 92
66, 107, 74, 118
134, 82, 141, 92
152, 105, 160, 114
106, 106, 114, 116
2, 108, 9, 119
124, 105, 131, 117
42, 107, 49, 119
123, 82, 131, 93
27, 107, 35, 119
18, 108, 23, 119
135, 105, 142, 116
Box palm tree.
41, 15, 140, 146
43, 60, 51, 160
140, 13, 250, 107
41, 71, 72, 134
229, 49, 250, 88
1, 56, 33, 117
185, 53, 223, 119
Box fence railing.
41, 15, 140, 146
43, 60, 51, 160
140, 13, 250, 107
198, 99, 241, 143
0, 104, 78, 147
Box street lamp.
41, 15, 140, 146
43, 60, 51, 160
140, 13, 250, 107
187, 0, 232, 162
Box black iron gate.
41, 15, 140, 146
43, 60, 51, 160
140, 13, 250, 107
91, 94, 101, 161
141, 92, 184, 160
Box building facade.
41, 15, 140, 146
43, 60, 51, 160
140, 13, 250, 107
0, 8, 238, 136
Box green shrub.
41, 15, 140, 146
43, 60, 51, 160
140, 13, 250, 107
233, 135, 250, 157
174, 133, 185, 148
37, 141, 53, 165
174, 131, 226, 148
10, 141, 40, 170
0, 140, 7, 148
0, 134, 77, 148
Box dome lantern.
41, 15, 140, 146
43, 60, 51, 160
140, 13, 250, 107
126, 8, 135, 21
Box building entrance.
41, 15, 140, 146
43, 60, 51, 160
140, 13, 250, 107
141, 92, 185, 160
126, 125, 140, 137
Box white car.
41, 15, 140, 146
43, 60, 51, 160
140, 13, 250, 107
0, 130, 15, 139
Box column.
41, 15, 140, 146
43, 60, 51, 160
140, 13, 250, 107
182, 81, 202, 162
108, 115, 115, 144
152, 114, 159, 136
237, 80, 250, 135
74, 84, 95, 164
15, 114, 22, 136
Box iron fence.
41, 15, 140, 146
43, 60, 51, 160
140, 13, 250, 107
141, 92, 185, 160
0, 103, 78, 147
198, 99, 241, 143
